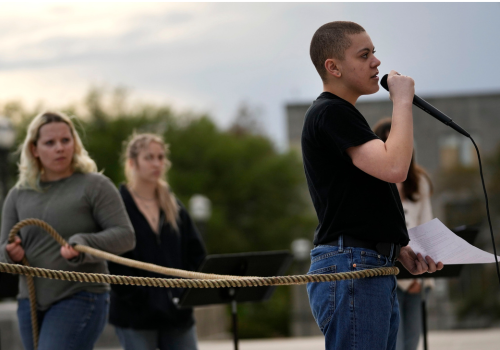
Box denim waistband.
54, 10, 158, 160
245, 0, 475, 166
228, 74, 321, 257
319, 235, 400, 263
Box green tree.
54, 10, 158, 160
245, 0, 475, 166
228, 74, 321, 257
2, 88, 316, 338
165, 116, 315, 338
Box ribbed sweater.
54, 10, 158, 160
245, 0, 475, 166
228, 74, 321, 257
0, 172, 135, 310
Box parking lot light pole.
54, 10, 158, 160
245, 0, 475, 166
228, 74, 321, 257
189, 194, 212, 240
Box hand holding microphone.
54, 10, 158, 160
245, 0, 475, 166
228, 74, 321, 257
386, 70, 415, 105
381, 73, 499, 286
381, 73, 470, 137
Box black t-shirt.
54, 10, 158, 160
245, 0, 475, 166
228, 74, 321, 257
301, 92, 409, 246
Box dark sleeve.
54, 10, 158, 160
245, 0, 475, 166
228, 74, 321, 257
107, 190, 148, 305
320, 104, 379, 154
107, 251, 149, 305
179, 205, 206, 272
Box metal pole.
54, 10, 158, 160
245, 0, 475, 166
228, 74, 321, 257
0, 149, 6, 350
0, 149, 8, 205
197, 221, 206, 242
231, 299, 238, 350
421, 278, 428, 350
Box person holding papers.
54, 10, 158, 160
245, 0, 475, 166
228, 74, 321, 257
302, 21, 444, 350
374, 118, 435, 350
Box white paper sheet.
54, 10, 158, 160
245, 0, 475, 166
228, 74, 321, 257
407, 218, 500, 265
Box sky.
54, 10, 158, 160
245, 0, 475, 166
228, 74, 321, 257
1, 3, 499, 149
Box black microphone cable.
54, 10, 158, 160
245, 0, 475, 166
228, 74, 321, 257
470, 136, 500, 285
380, 74, 500, 285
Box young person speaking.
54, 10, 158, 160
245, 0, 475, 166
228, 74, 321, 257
302, 21, 444, 350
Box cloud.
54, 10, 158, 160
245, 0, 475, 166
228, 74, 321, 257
0, 3, 499, 149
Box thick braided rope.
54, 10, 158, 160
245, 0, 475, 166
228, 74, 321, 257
20, 257, 39, 349
0, 262, 399, 287
6, 218, 258, 350
7, 218, 399, 350
8, 224, 40, 349
9, 219, 254, 280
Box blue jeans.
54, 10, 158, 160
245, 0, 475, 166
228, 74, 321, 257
307, 237, 400, 350
114, 324, 199, 350
396, 286, 428, 350
17, 291, 109, 350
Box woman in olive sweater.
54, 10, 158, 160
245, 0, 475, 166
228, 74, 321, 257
0, 111, 135, 350
108, 133, 206, 350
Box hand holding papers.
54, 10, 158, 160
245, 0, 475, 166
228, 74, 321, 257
408, 218, 500, 265
398, 246, 442, 275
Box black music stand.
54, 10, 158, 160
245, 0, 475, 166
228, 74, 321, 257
177, 251, 293, 350
0, 273, 18, 299
0, 273, 18, 350
396, 224, 480, 350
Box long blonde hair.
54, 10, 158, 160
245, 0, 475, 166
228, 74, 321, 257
124, 133, 179, 231
17, 111, 97, 191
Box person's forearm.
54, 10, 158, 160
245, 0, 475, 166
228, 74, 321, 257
384, 100, 413, 181
68, 224, 135, 264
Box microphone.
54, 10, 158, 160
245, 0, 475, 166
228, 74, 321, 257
380, 74, 470, 137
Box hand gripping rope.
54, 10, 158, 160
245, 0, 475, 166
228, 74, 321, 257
1, 218, 399, 349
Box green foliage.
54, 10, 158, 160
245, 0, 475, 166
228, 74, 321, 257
82, 106, 177, 185
166, 117, 314, 254
236, 286, 292, 338
1, 88, 316, 338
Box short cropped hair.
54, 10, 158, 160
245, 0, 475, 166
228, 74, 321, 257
310, 21, 365, 82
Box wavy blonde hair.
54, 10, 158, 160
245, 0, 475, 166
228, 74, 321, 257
124, 133, 179, 231
16, 111, 98, 191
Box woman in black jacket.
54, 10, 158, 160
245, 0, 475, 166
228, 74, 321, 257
108, 133, 206, 350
